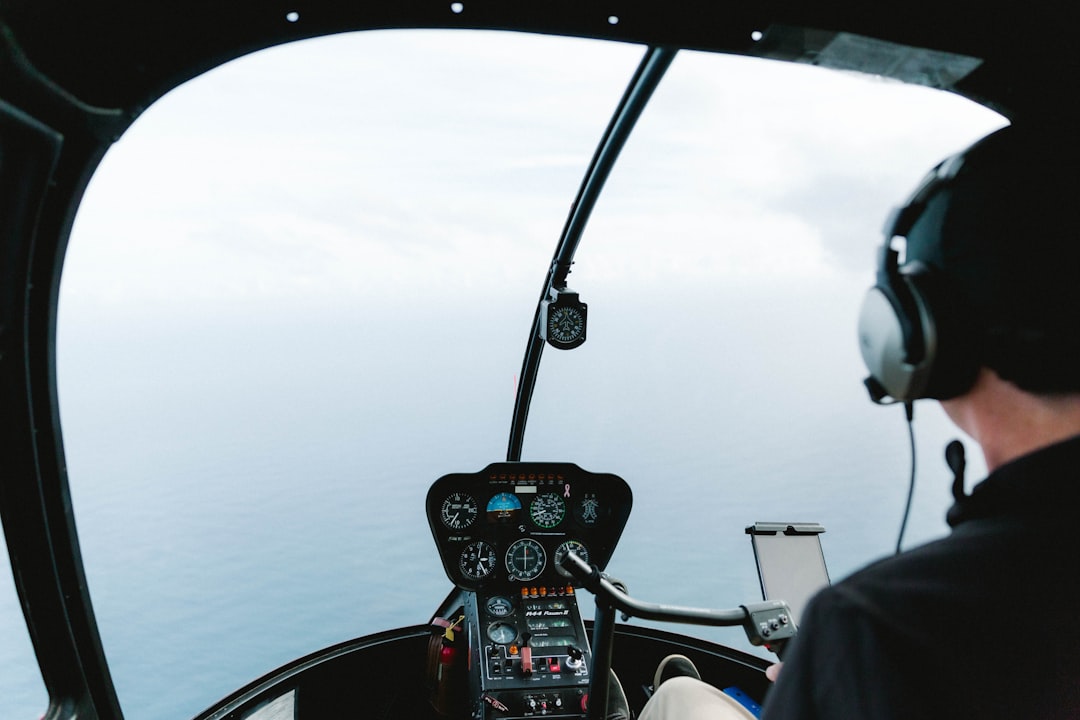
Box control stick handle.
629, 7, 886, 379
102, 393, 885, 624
558, 552, 795, 720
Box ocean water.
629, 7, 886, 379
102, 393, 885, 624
1, 278, 982, 720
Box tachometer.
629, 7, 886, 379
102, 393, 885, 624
459, 541, 497, 580
554, 540, 590, 578
505, 538, 547, 581
441, 492, 478, 530
530, 492, 566, 529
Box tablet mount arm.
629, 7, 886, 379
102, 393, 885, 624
558, 552, 795, 720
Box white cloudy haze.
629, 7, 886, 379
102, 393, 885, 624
62, 31, 1005, 310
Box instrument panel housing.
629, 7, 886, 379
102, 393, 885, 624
426, 462, 632, 592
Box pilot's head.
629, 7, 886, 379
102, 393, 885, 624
857, 125, 1080, 404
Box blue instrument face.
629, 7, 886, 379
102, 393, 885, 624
486, 492, 522, 519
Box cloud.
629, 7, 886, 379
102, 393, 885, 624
64, 30, 1007, 318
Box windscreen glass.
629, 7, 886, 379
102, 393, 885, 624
34, 29, 1007, 720
51, 30, 641, 720
522, 49, 1004, 642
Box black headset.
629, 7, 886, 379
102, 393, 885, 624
857, 152, 980, 404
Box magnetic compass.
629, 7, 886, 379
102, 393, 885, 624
548, 306, 585, 344
541, 289, 587, 350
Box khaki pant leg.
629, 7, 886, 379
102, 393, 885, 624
637, 676, 757, 720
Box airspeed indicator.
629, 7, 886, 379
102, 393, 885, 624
530, 493, 566, 529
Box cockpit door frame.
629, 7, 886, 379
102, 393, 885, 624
0, 100, 126, 720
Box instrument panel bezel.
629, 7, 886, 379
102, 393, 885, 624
426, 462, 632, 592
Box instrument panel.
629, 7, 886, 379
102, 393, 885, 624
426, 462, 632, 591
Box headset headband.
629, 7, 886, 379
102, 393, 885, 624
858, 150, 978, 405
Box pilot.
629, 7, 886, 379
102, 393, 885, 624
637, 124, 1080, 718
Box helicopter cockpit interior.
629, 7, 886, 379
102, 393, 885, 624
1, 4, 1065, 720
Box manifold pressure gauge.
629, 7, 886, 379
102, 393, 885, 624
541, 288, 588, 350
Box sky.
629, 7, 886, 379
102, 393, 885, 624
4, 28, 1010, 720
60, 31, 1006, 315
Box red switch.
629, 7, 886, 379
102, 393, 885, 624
521, 645, 533, 674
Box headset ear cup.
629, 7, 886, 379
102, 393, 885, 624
858, 281, 932, 402
902, 270, 979, 399
859, 242, 981, 403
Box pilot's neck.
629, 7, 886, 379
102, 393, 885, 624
941, 367, 1080, 471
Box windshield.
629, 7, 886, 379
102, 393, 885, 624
2, 28, 1004, 720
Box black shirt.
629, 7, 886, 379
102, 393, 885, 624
761, 434, 1080, 719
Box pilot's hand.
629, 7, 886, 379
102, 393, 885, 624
765, 663, 783, 682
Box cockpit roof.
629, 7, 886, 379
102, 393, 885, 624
1, 1, 1069, 122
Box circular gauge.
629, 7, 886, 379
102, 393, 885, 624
486, 596, 514, 618
505, 538, 547, 582
573, 493, 604, 527
530, 493, 566, 529
488, 621, 518, 644
548, 305, 585, 344
440, 492, 478, 530
486, 492, 522, 522
459, 541, 497, 580
554, 540, 590, 578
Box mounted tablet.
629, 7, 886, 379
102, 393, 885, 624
746, 523, 830, 626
